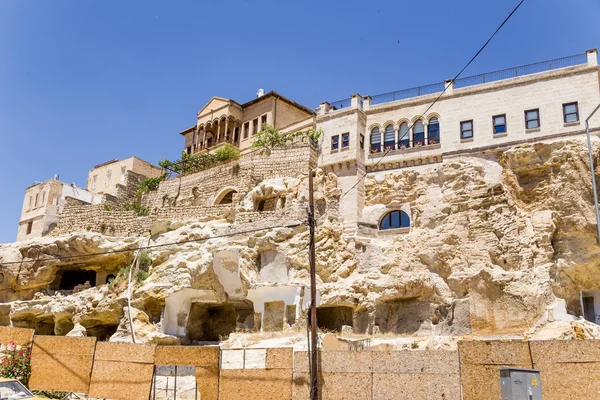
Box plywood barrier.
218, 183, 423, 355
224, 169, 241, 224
459, 340, 533, 400
155, 345, 220, 400
372, 350, 460, 400
88, 342, 156, 400
28, 336, 96, 393
0, 326, 34, 347
219, 348, 294, 400
293, 351, 372, 400
530, 340, 600, 400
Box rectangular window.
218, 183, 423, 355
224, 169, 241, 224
261, 114, 267, 127
525, 109, 540, 129
41, 191, 46, 207
106, 171, 112, 186
331, 135, 340, 151
121, 166, 126, 182
252, 118, 258, 135
92, 175, 97, 190
26, 221, 33, 235
342, 133, 350, 148
493, 114, 506, 134
243, 122, 249, 139
563, 102, 579, 123
52, 195, 58, 206
28, 196, 32, 210
34, 193, 39, 208
186, 146, 192, 154
359, 134, 365, 149
460, 120, 473, 139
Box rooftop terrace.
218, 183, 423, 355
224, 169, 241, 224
326, 51, 593, 111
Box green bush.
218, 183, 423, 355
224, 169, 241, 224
0, 341, 31, 385
104, 204, 112, 211
138, 174, 167, 194
123, 202, 149, 216
214, 143, 239, 162
251, 125, 324, 154
137, 251, 152, 270
135, 270, 150, 282
159, 145, 239, 177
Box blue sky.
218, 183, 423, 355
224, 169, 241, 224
0, 0, 599, 243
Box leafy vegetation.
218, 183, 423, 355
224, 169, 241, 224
104, 204, 112, 211
123, 202, 149, 216
159, 144, 239, 177
135, 270, 150, 282
251, 124, 323, 154
0, 341, 31, 385
138, 173, 167, 194
137, 250, 152, 270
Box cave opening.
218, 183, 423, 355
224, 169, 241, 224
316, 306, 354, 332
34, 315, 55, 336
85, 324, 119, 341
56, 270, 97, 291
374, 299, 432, 334
186, 303, 237, 342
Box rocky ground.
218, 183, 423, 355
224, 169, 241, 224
1, 138, 600, 348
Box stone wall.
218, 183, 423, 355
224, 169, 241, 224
54, 144, 316, 237
143, 143, 315, 210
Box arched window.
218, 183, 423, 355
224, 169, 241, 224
413, 120, 425, 146
398, 123, 410, 149
370, 127, 381, 153
428, 117, 440, 144
383, 125, 395, 150
379, 210, 410, 230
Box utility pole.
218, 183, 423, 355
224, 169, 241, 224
307, 167, 319, 400
585, 103, 600, 244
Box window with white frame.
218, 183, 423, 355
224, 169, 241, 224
331, 135, 339, 151
342, 133, 350, 148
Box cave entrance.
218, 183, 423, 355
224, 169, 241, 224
186, 303, 237, 342
85, 324, 119, 341
34, 315, 55, 336
374, 298, 432, 334
581, 291, 600, 325
316, 306, 354, 333
58, 270, 97, 291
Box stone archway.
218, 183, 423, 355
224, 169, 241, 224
213, 187, 238, 205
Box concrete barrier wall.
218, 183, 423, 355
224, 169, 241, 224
0, 326, 34, 347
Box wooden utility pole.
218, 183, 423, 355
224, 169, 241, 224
308, 168, 319, 400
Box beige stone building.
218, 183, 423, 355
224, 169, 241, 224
179, 90, 315, 155
16, 176, 99, 242
86, 157, 163, 196
180, 49, 600, 234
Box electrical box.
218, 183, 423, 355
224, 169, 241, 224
500, 367, 542, 400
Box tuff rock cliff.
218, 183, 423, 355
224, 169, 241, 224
1, 138, 600, 347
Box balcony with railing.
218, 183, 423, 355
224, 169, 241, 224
322, 51, 593, 112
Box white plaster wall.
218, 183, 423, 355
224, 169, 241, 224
259, 250, 288, 283
212, 249, 244, 299
162, 289, 217, 337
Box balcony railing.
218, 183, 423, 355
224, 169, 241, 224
370, 139, 440, 155
328, 98, 352, 111
327, 52, 588, 109
454, 53, 588, 88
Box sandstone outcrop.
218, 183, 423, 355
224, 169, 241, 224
1, 139, 600, 344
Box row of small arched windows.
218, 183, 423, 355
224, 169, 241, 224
370, 117, 440, 153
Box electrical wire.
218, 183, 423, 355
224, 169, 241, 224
0, 222, 304, 266
338, 0, 526, 202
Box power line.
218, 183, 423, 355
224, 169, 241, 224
339, 0, 526, 202
0, 223, 304, 266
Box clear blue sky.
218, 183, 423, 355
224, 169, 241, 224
0, 0, 598, 243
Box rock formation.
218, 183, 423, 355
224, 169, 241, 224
1, 138, 600, 345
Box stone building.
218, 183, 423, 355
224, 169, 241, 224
86, 157, 163, 196
16, 175, 99, 241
